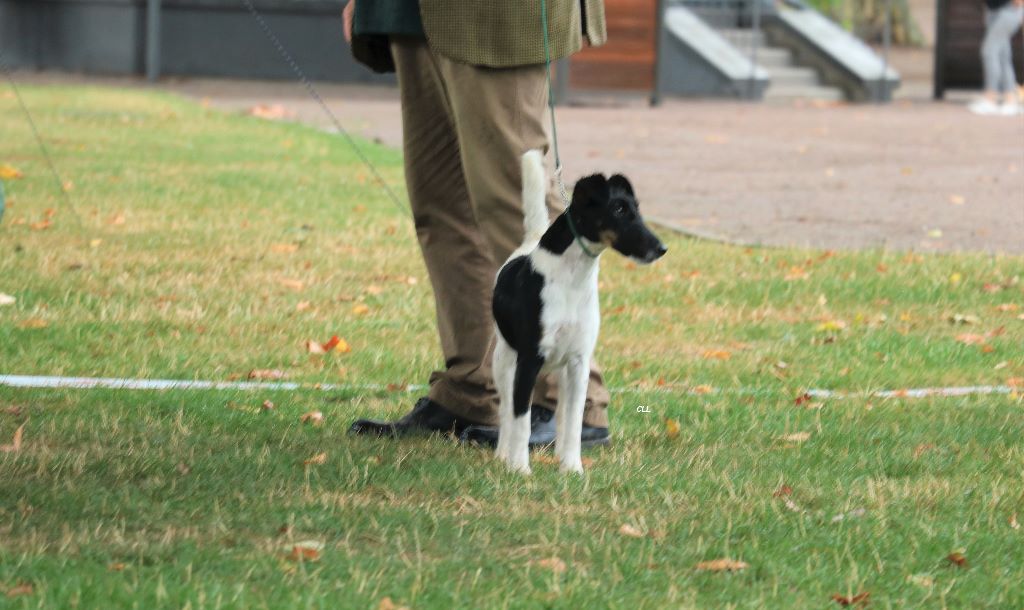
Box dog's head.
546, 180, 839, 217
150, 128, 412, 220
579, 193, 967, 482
571, 174, 667, 264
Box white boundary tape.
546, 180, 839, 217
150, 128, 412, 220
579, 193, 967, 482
0, 374, 406, 393
807, 386, 1012, 399
0, 374, 1015, 399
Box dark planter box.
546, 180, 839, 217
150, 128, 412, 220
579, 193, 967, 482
0, 0, 392, 83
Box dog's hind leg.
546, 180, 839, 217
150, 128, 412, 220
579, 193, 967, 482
493, 339, 518, 468
501, 353, 543, 474
555, 357, 588, 475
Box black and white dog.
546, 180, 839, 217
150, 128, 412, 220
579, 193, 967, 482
492, 151, 667, 474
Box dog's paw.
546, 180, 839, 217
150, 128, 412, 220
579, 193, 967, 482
559, 460, 585, 475
505, 460, 532, 476
496, 451, 532, 475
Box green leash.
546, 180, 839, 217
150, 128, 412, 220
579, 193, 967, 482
539, 0, 600, 258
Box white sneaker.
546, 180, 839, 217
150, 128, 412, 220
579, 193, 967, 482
998, 101, 1022, 116
968, 98, 1001, 115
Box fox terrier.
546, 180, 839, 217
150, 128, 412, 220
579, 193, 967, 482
492, 150, 667, 474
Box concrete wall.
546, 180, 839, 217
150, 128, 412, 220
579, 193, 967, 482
0, 0, 145, 73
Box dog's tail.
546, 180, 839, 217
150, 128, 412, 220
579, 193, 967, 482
521, 150, 549, 245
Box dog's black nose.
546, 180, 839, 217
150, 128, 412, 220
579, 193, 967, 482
655, 243, 667, 258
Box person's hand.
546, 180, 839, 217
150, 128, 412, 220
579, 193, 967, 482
343, 0, 355, 43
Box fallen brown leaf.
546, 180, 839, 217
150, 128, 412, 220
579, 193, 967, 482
534, 557, 567, 573
303, 452, 327, 465
300, 411, 324, 425
618, 524, 645, 538
665, 418, 681, 439
5, 583, 33, 598
286, 541, 322, 561
377, 598, 410, 610
955, 328, 1003, 345
250, 104, 295, 120
248, 369, 286, 380
108, 562, 127, 572
772, 484, 793, 497
307, 335, 349, 355
351, 303, 370, 316
18, 318, 48, 329
912, 443, 935, 458
946, 551, 968, 568
831, 592, 870, 606
702, 349, 731, 360
695, 558, 748, 572
784, 266, 809, 281
0, 164, 24, 179
0, 423, 25, 452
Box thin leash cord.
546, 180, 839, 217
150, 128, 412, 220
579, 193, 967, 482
241, 0, 409, 217
0, 49, 82, 225
539, 0, 598, 257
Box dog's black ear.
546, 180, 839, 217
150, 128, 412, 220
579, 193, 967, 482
572, 174, 609, 208
608, 174, 635, 198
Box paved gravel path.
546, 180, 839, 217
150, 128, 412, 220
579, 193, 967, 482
166, 78, 1022, 254
17, 73, 1024, 253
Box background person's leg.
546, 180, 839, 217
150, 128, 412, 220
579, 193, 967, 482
981, 9, 1002, 96
994, 6, 1024, 96
436, 57, 610, 429
389, 38, 501, 426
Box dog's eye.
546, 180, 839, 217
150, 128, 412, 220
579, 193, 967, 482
613, 202, 627, 217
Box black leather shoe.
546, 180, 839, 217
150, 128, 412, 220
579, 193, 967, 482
459, 406, 610, 449
348, 397, 474, 438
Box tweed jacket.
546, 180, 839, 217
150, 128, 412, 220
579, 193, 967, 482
352, 0, 607, 71
419, 0, 606, 67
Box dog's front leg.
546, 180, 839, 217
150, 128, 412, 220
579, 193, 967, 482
496, 344, 543, 474
555, 357, 588, 475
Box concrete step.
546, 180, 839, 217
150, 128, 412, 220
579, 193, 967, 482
754, 47, 794, 67
718, 28, 764, 47
766, 66, 819, 87
764, 83, 845, 101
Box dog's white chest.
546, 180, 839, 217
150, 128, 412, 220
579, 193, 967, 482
538, 274, 599, 368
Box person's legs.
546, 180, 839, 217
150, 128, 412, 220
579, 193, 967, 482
981, 8, 1002, 99
434, 56, 610, 429
987, 5, 1024, 97
388, 38, 501, 426
997, 6, 1024, 97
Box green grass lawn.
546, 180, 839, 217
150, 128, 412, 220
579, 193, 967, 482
1, 86, 1022, 609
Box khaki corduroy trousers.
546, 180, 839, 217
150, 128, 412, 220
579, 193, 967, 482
391, 37, 610, 428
